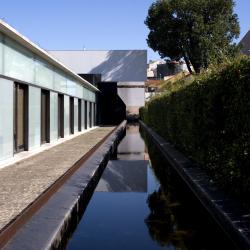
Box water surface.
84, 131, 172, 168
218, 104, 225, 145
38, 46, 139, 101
66, 124, 236, 250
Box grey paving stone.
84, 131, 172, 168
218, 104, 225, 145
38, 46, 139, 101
0, 127, 114, 232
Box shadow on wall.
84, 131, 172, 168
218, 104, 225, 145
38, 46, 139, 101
89, 50, 147, 82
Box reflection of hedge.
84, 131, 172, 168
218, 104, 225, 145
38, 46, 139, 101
140, 58, 250, 200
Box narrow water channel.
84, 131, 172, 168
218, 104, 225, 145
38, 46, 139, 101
66, 124, 236, 250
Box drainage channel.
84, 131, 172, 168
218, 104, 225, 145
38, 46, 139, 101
1, 121, 126, 250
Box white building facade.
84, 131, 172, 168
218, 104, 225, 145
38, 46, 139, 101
49, 50, 147, 117
0, 21, 97, 163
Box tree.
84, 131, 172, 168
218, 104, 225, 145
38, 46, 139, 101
145, 0, 240, 73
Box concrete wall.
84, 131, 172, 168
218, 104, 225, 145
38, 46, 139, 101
117, 82, 145, 115
49, 50, 147, 117
49, 50, 147, 82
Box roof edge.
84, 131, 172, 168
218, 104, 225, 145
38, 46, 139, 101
0, 20, 99, 92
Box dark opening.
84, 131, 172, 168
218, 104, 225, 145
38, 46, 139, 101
97, 82, 126, 125
78, 99, 82, 132
78, 74, 101, 87
58, 94, 64, 138
93, 103, 96, 126
41, 89, 50, 144
89, 102, 92, 128
84, 100, 87, 129
14, 82, 28, 153
70, 97, 74, 134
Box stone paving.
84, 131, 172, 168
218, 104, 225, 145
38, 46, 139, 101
0, 126, 114, 232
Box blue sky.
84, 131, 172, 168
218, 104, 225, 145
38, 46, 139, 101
1, 0, 249, 61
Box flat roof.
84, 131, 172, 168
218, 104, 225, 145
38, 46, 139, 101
0, 20, 99, 92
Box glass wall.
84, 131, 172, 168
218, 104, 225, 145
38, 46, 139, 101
74, 98, 78, 133
0, 33, 3, 74
64, 96, 70, 137
50, 91, 58, 142
29, 86, 41, 150
4, 37, 35, 83
81, 101, 85, 131
0, 32, 96, 102
35, 58, 54, 89
0, 79, 13, 160
0, 30, 98, 162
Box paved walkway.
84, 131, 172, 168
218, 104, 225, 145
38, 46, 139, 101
0, 126, 114, 232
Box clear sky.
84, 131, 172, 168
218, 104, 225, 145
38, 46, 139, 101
0, 0, 249, 62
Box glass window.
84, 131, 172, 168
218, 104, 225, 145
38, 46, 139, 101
4, 37, 34, 83
35, 58, 54, 89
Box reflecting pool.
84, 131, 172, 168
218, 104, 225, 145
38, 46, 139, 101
66, 124, 236, 250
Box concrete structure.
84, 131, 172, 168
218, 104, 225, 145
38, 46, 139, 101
49, 50, 147, 119
240, 30, 250, 57
147, 60, 165, 79
0, 20, 98, 163
157, 61, 187, 79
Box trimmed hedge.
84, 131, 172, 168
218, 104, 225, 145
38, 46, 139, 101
140, 58, 250, 201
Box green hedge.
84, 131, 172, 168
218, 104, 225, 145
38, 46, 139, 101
140, 58, 250, 201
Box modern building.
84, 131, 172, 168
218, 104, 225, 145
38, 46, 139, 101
147, 60, 165, 79
0, 21, 98, 162
240, 30, 250, 57
49, 50, 147, 123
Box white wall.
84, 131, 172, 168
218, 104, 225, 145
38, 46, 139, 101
118, 89, 145, 107
50, 92, 58, 142
29, 86, 41, 150
49, 50, 147, 82
0, 79, 13, 160
64, 96, 70, 137
74, 98, 78, 132
81, 100, 85, 130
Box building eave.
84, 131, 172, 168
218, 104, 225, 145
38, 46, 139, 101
0, 20, 99, 92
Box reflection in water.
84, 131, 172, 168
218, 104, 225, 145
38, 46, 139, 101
95, 160, 148, 192
143, 128, 237, 250
66, 124, 236, 250
96, 123, 148, 192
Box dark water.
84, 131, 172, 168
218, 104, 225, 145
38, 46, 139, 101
66, 124, 236, 250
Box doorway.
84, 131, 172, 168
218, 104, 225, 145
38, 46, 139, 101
84, 100, 87, 129
41, 89, 50, 144
14, 83, 28, 153
78, 99, 82, 132
70, 97, 74, 134
58, 94, 64, 138
89, 102, 92, 128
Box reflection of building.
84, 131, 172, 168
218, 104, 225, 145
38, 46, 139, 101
0, 20, 97, 163
240, 30, 250, 57
118, 124, 145, 160
49, 50, 147, 123
96, 124, 147, 192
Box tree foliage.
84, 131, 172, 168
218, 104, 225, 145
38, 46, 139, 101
145, 0, 240, 73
